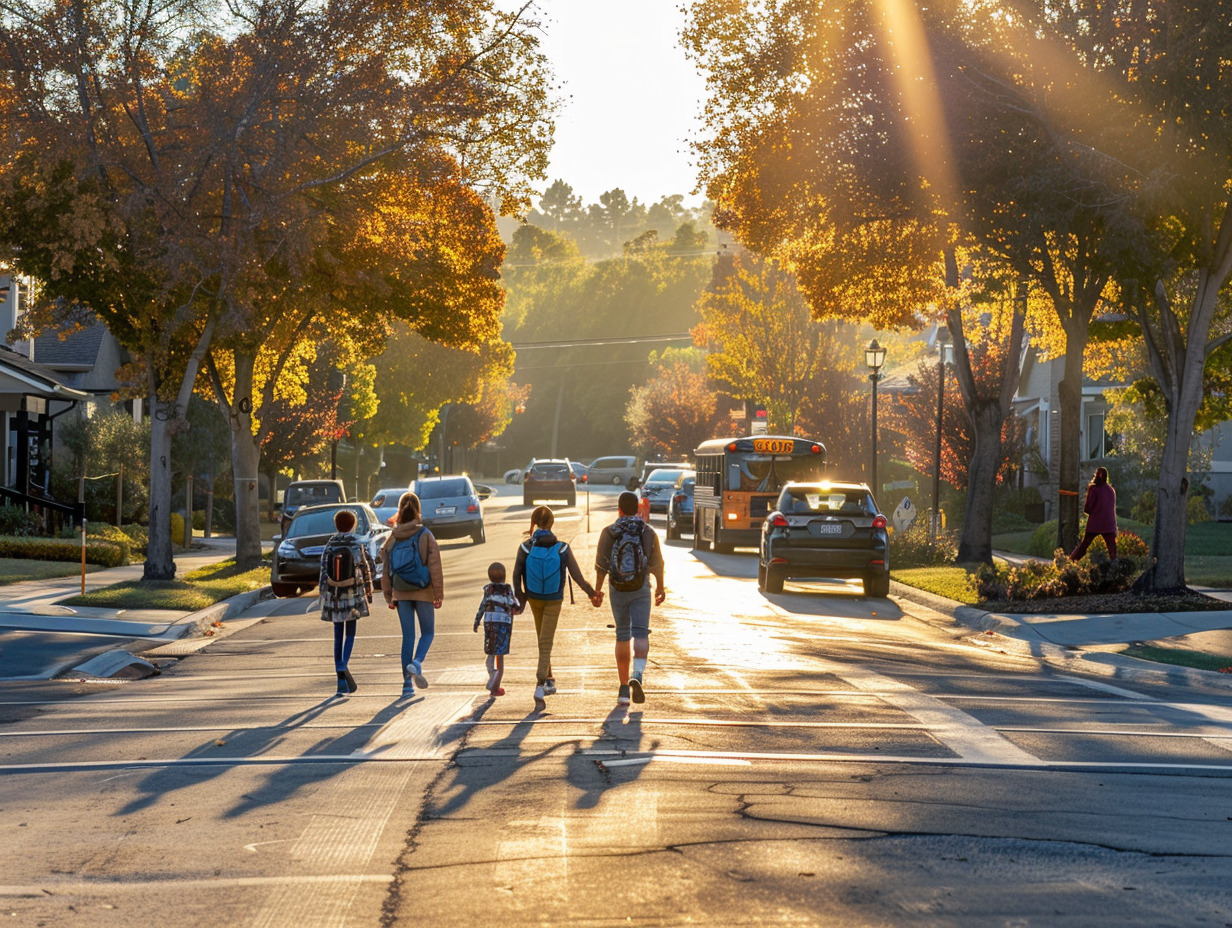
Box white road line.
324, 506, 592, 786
818, 660, 1043, 765
0, 875, 392, 896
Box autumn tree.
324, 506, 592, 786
0, 0, 553, 574
625, 348, 723, 459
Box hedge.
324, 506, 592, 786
0, 535, 127, 567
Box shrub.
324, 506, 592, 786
1188, 494, 1211, 524
975, 551, 1138, 602
119, 524, 149, 558
0, 504, 44, 537
889, 522, 958, 568
1131, 489, 1157, 524
83, 523, 133, 564
992, 509, 1034, 534
996, 485, 1043, 518
1027, 520, 1060, 557
1083, 530, 1149, 559
171, 512, 186, 546
0, 536, 127, 567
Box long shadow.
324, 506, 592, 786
115, 696, 413, 817
427, 700, 573, 819
566, 704, 658, 810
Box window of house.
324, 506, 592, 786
1086, 412, 1115, 459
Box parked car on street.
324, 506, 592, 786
369, 486, 409, 526
271, 502, 389, 598
569, 461, 589, 484
522, 459, 577, 507
411, 474, 486, 544
630, 460, 690, 491
757, 481, 889, 597
503, 467, 525, 485
638, 467, 689, 514
586, 455, 638, 487
279, 479, 346, 536
665, 472, 696, 540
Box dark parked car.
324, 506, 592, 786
271, 502, 390, 598
411, 474, 486, 544
638, 467, 689, 514
665, 472, 695, 540
569, 461, 589, 485
522, 459, 577, 507
757, 481, 889, 597
279, 479, 346, 535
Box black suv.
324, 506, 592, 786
279, 479, 346, 536
758, 481, 889, 597
522, 459, 577, 507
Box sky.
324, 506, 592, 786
529, 1, 708, 208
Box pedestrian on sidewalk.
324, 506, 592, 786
319, 508, 376, 696
593, 491, 665, 706
473, 561, 522, 697
380, 492, 444, 698
1069, 466, 1118, 561
513, 505, 600, 709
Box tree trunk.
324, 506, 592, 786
956, 402, 1003, 564
229, 351, 264, 569
1055, 319, 1090, 556
144, 395, 177, 581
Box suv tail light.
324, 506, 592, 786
770, 513, 789, 528
872, 515, 887, 529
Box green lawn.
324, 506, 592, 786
1121, 644, 1232, 673
890, 567, 980, 605
61, 558, 269, 610
0, 558, 106, 585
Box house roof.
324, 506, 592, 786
32, 322, 107, 369
0, 344, 90, 400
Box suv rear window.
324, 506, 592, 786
417, 478, 471, 499
285, 484, 344, 506
781, 487, 874, 516
530, 464, 570, 479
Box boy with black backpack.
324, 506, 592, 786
320, 508, 376, 696
593, 491, 665, 706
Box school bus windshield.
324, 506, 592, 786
729, 454, 824, 493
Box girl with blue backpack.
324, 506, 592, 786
380, 492, 444, 698
513, 506, 601, 708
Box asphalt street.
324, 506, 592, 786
1, 486, 1231, 926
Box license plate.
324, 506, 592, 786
811, 522, 843, 536
436, 506, 456, 515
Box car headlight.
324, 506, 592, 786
277, 540, 298, 558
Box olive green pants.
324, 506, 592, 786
528, 598, 562, 685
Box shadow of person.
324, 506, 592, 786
566, 704, 658, 811
427, 701, 572, 820
114, 696, 407, 817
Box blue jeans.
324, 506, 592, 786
396, 600, 435, 672
609, 583, 652, 643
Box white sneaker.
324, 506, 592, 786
533, 684, 546, 709
406, 661, 428, 689
617, 684, 631, 706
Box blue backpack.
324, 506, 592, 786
390, 529, 430, 589
524, 540, 564, 598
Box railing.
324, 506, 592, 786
0, 486, 85, 536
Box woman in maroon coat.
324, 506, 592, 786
1069, 466, 1118, 560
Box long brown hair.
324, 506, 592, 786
396, 492, 422, 524
524, 505, 554, 537
1091, 467, 1110, 487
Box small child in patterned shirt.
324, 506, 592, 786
473, 562, 522, 697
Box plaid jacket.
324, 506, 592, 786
319, 532, 376, 623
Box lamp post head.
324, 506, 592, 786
864, 338, 886, 373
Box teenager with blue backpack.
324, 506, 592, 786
379, 492, 444, 698
512, 505, 601, 708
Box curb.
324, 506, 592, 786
61, 586, 274, 680
890, 579, 1232, 693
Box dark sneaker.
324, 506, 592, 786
629, 672, 644, 704
406, 661, 428, 689
617, 684, 631, 706
342, 669, 358, 694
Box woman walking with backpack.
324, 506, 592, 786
1069, 466, 1119, 562
513, 505, 600, 708
381, 492, 444, 698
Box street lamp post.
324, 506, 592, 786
931, 328, 951, 542
864, 338, 887, 497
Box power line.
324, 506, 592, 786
511, 333, 693, 350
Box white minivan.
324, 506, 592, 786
586, 455, 638, 487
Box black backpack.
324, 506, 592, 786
325, 540, 358, 589
608, 518, 649, 592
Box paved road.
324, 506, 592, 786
2, 488, 1231, 926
